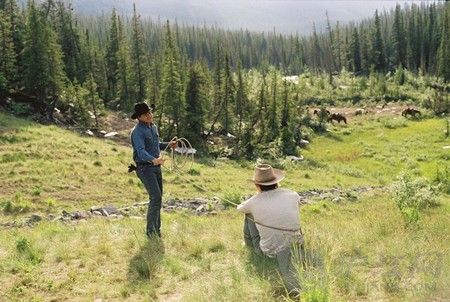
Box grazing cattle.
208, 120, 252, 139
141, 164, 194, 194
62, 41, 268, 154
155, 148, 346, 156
402, 108, 421, 118
355, 108, 365, 115
313, 109, 330, 116
328, 113, 347, 124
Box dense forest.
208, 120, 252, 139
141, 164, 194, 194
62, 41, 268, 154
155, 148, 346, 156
0, 0, 448, 158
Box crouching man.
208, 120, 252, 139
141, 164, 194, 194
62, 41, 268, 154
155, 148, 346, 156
237, 164, 304, 296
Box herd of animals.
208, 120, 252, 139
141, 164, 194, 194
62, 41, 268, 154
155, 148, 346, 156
312, 106, 422, 124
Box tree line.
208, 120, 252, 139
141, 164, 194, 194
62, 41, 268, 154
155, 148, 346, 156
0, 0, 448, 158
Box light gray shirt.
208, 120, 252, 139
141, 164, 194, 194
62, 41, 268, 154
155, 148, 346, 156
237, 188, 302, 256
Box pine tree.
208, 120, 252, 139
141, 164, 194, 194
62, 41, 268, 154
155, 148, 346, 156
392, 4, 406, 68
22, 1, 66, 116
371, 10, 386, 72
105, 8, 120, 103
360, 27, 370, 74
266, 70, 278, 141
349, 27, 362, 73
130, 3, 147, 102
1, 0, 24, 84
235, 61, 247, 140
213, 40, 223, 113
184, 63, 205, 149
55, 1, 82, 83
325, 11, 337, 72
311, 23, 322, 72
84, 72, 104, 128
437, 6, 450, 82
117, 15, 131, 109
280, 81, 296, 155
0, 10, 16, 89
334, 21, 343, 72
255, 75, 268, 143
160, 20, 183, 138
221, 53, 235, 133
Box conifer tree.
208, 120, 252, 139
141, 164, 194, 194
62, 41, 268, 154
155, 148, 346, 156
266, 70, 278, 141
437, 6, 450, 82
255, 75, 268, 143
22, 1, 65, 116
0, 10, 16, 89
55, 1, 82, 83
235, 61, 247, 140
160, 20, 183, 138
280, 81, 296, 155
360, 27, 370, 74
349, 27, 361, 73
105, 8, 120, 102
221, 53, 235, 133
1, 0, 24, 84
117, 15, 131, 109
391, 4, 406, 67
311, 23, 322, 72
84, 72, 103, 128
334, 21, 343, 72
371, 10, 386, 72
184, 63, 205, 149
130, 3, 146, 102
213, 40, 224, 113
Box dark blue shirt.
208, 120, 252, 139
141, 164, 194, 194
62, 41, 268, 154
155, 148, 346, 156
131, 122, 168, 163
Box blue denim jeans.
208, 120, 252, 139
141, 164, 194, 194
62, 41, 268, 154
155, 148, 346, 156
136, 165, 163, 237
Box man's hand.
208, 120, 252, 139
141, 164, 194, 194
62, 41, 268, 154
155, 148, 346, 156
151, 157, 165, 166
169, 140, 177, 149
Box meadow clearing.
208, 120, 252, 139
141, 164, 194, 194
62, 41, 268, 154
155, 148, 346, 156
0, 111, 449, 301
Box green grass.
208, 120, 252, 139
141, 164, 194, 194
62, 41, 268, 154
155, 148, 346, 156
0, 112, 449, 300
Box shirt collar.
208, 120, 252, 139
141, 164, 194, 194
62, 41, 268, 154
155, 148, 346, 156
138, 121, 153, 128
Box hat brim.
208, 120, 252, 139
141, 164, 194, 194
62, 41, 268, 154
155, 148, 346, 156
251, 168, 285, 185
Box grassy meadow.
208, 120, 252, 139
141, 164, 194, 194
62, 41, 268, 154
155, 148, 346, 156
0, 111, 449, 301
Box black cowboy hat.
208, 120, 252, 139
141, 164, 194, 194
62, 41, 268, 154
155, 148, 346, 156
131, 103, 156, 119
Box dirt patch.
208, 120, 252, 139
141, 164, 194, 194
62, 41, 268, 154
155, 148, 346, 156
308, 104, 413, 123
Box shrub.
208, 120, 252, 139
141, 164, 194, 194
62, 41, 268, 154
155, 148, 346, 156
16, 237, 42, 264
433, 165, 449, 194
2, 194, 33, 215
391, 172, 439, 226
222, 190, 245, 208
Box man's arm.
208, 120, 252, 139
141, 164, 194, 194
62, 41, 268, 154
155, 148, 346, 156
131, 130, 155, 162
237, 199, 251, 213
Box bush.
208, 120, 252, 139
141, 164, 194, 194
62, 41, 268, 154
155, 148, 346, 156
222, 190, 245, 208
16, 237, 42, 264
2, 193, 33, 215
391, 172, 439, 226
433, 165, 449, 194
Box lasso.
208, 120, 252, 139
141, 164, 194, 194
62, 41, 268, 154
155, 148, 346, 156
162, 137, 195, 173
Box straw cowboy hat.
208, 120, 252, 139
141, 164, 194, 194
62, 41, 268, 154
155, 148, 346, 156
252, 164, 285, 186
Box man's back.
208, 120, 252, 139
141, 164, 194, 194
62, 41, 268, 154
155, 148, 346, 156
238, 188, 301, 256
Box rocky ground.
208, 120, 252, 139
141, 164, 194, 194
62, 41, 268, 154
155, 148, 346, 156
0, 186, 382, 229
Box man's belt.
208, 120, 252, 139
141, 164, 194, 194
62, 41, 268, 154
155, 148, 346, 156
136, 162, 160, 167
128, 162, 160, 173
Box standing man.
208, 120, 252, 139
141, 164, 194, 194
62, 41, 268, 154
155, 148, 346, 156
237, 164, 304, 296
130, 102, 176, 238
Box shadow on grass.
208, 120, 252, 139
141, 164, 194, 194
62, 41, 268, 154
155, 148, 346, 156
128, 237, 165, 283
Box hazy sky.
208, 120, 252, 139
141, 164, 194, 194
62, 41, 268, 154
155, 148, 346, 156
72, 0, 442, 34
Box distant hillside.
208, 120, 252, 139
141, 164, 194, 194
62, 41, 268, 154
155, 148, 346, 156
26, 0, 440, 34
